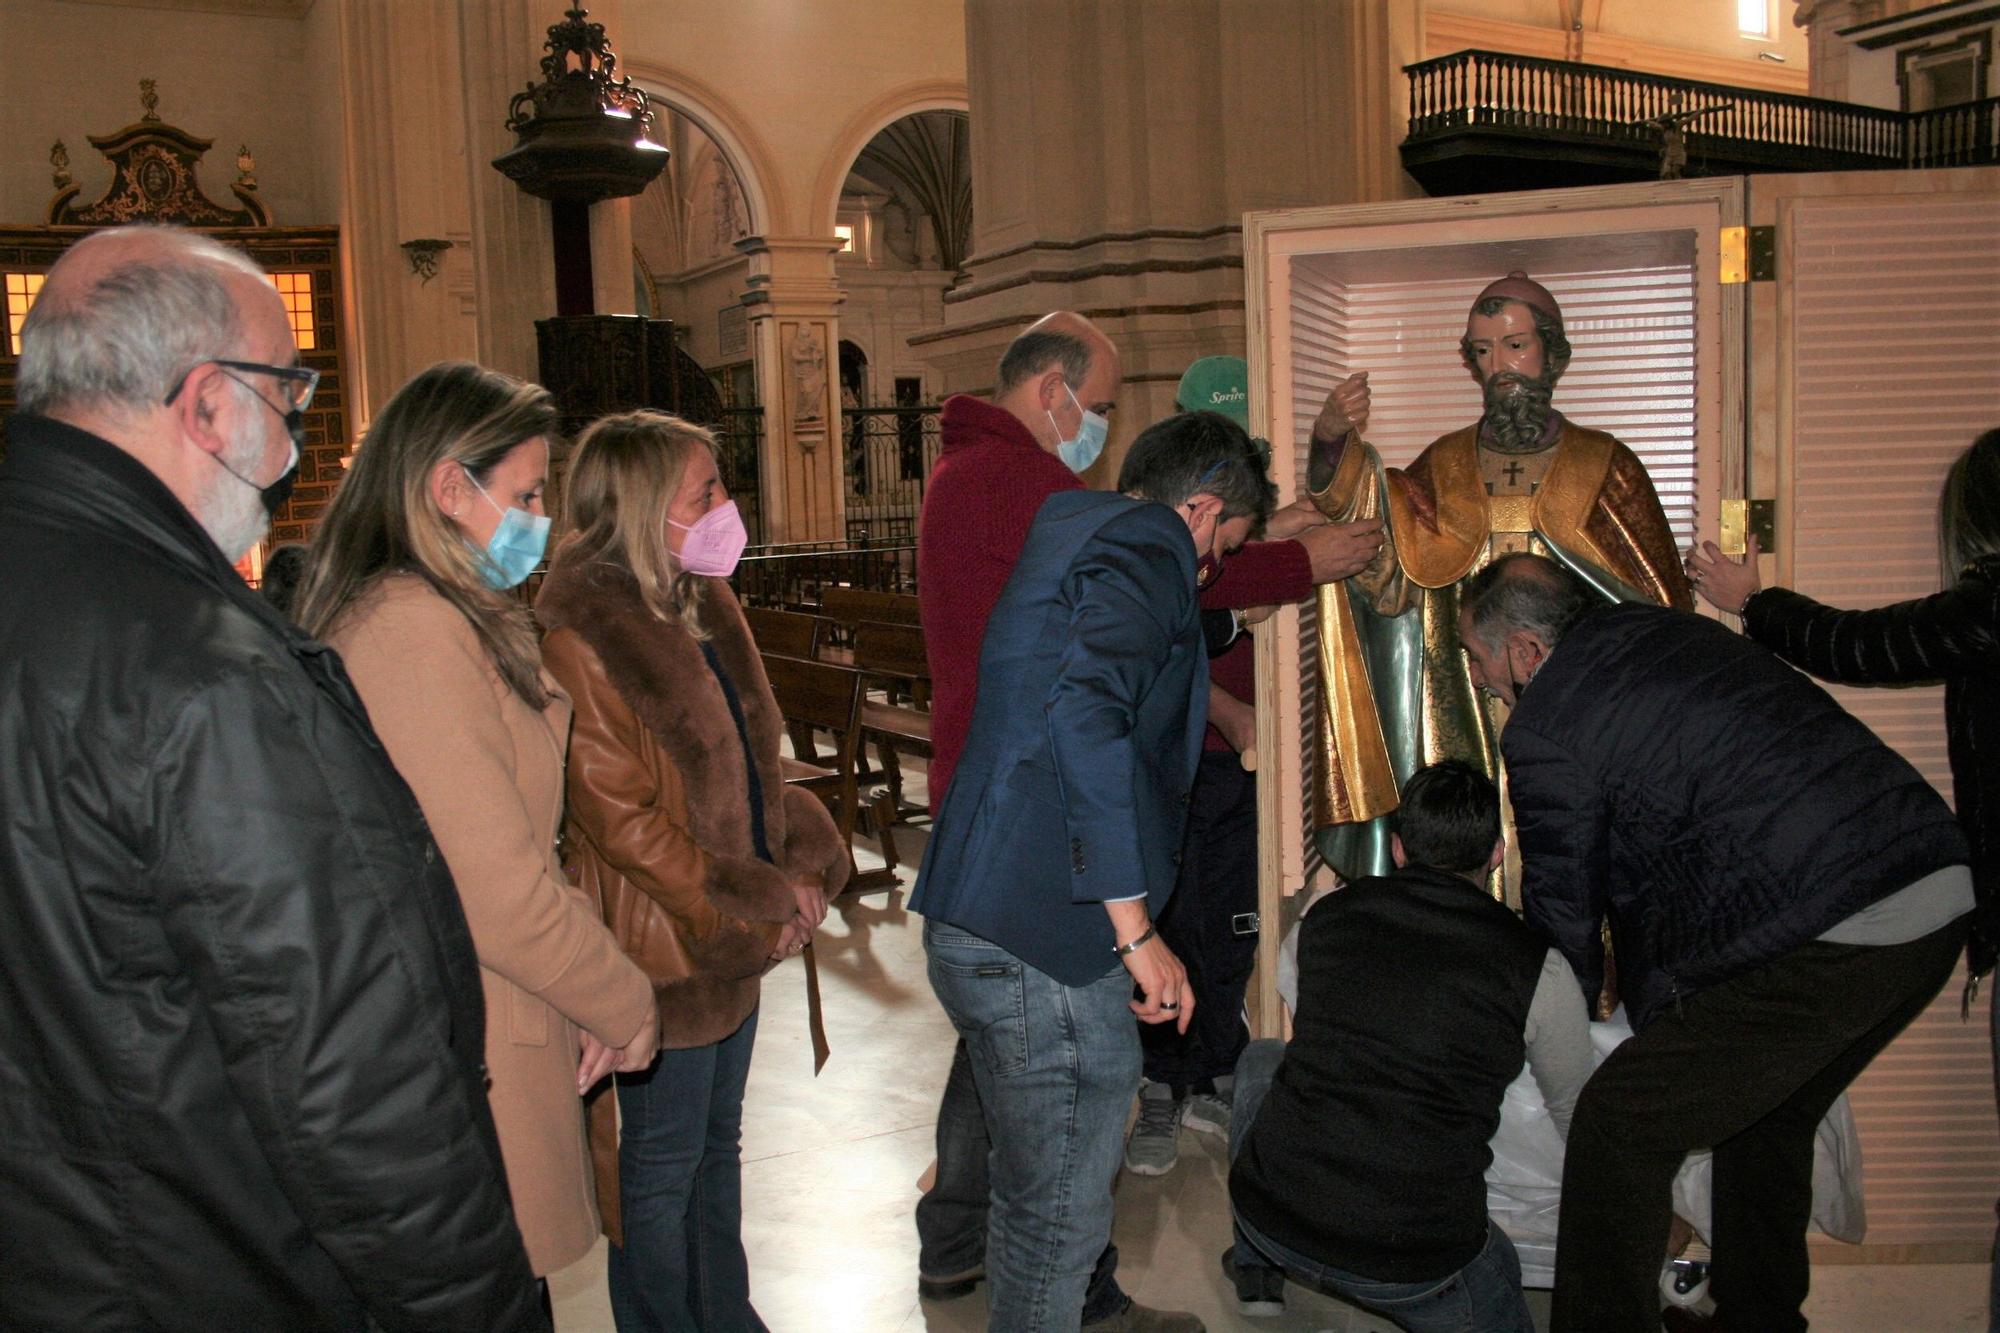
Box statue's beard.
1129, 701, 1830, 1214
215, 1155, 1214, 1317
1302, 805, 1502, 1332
1482, 371, 1557, 453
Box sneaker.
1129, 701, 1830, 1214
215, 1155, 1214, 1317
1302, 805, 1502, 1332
1219, 1248, 1285, 1318
1081, 1299, 1207, 1332
916, 1263, 983, 1301
1182, 1076, 1233, 1138
1123, 1082, 1184, 1176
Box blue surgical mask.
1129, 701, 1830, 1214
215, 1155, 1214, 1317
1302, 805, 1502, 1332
465, 468, 550, 590
1049, 381, 1109, 474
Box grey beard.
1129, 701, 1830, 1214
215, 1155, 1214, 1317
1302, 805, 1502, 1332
194, 417, 273, 561
1482, 373, 1556, 453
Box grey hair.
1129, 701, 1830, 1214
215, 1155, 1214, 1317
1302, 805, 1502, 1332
995, 328, 1095, 398
16, 225, 266, 416
1459, 553, 1593, 652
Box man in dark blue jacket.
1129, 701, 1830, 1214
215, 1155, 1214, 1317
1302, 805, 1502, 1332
911, 410, 1274, 1332
1459, 553, 1972, 1333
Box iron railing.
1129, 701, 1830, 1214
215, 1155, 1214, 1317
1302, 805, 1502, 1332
1405, 49, 1998, 170
843, 405, 942, 545
732, 541, 917, 610
715, 405, 766, 545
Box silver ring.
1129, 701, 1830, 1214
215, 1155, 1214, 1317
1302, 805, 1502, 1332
1160, 1001, 1180, 1011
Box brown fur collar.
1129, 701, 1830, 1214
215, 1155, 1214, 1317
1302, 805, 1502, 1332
538, 556, 792, 886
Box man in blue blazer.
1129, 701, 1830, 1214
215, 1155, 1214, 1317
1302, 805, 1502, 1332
912, 410, 1275, 1331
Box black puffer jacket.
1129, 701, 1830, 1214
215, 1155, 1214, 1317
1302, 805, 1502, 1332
1744, 557, 2000, 978
1507, 602, 1968, 1031
0, 415, 545, 1331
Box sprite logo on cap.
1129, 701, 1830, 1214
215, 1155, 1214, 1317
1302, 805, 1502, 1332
1175, 355, 1250, 428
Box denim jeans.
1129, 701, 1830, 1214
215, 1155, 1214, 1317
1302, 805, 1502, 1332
607, 1007, 766, 1333
1228, 1038, 1533, 1333
924, 921, 1143, 1332
914, 1038, 1126, 1321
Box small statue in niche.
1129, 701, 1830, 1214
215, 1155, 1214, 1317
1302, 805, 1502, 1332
790, 325, 827, 424
236, 146, 257, 191
140, 78, 160, 122
50, 141, 71, 190
712, 169, 742, 253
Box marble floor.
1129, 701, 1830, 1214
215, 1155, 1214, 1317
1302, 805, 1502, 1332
550, 818, 1992, 1332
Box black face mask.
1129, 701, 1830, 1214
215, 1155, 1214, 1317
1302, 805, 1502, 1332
217, 411, 303, 518
257, 411, 304, 517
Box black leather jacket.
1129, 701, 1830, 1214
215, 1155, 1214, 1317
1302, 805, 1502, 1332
1745, 557, 2000, 979
0, 415, 546, 1331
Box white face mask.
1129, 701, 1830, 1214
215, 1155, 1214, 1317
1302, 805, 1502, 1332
1048, 381, 1109, 473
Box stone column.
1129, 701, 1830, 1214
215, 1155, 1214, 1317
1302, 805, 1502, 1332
332, 0, 482, 418
738, 235, 846, 543
918, 0, 1418, 474
456, 0, 558, 383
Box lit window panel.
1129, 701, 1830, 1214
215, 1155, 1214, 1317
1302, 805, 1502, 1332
1738, 0, 1770, 38
7, 272, 46, 356
266, 271, 316, 351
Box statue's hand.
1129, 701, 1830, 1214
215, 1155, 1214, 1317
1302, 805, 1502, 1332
1312, 371, 1370, 443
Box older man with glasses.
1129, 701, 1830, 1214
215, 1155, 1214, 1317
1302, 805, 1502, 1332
0, 224, 547, 1330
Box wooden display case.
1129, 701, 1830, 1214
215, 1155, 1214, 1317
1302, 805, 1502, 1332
1244, 168, 2000, 1257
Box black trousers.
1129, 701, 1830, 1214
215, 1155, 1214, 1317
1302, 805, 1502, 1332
1139, 751, 1260, 1091
1551, 920, 1966, 1333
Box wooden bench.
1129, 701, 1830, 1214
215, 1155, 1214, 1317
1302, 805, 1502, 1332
744, 605, 822, 659
850, 620, 933, 835
821, 587, 921, 633
760, 651, 897, 893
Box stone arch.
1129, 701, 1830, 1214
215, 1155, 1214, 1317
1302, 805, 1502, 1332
810, 79, 970, 236
623, 61, 786, 236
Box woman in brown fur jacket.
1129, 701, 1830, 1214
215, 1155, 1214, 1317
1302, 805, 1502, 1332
537, 410, 849, 1332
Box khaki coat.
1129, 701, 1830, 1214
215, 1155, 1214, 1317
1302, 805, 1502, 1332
329, 573, 654, 1276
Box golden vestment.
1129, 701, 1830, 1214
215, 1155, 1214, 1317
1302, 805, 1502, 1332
1309, 418, 1692, 898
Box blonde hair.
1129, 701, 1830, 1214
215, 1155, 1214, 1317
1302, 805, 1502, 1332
296, 361, 558, 707
561, 410, 721, 640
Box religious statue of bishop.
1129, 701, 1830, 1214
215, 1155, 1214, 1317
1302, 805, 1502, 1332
1307, 271, 1693, 903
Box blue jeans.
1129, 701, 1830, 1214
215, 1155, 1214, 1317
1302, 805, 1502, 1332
915, 1038, 1126, 1321
924, 921, 1143, 1332
607, 1008, 766, 1333
1228, 1039, 1534, 1333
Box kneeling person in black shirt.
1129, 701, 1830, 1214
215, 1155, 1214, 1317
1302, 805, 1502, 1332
1225, 761, 1590, 1329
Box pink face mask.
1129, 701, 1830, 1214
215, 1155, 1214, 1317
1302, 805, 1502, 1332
668, 499, 749, 577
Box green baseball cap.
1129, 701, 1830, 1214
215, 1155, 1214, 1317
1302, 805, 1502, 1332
1176, 355, 1250, 428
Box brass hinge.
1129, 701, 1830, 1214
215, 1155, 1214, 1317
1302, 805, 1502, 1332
1721, 226, 1778, 284
1720, 226, 1747, 284
1719, 498, 1776, 555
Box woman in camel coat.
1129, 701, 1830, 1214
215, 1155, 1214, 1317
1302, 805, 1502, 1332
537, 409, 849, 1332
296, 362, 657, 1294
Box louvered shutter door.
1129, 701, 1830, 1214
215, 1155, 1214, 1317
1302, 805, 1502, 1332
1783, 188, 2000, 1255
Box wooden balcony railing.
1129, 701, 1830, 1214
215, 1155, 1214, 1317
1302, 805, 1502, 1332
1404, 49, 1998, 186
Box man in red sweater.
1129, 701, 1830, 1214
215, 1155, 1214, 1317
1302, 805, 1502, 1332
913, 318, 1380, 1328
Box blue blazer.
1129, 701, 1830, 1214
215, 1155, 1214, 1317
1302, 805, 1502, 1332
911, 490, 1210, 985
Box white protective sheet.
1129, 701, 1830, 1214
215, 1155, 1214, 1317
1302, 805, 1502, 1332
1275, 893, 1867, 1289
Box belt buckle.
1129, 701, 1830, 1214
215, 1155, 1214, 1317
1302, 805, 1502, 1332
1232, 912, 1261, 936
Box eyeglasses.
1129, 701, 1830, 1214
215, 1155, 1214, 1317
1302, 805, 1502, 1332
164, 359, 320, 414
